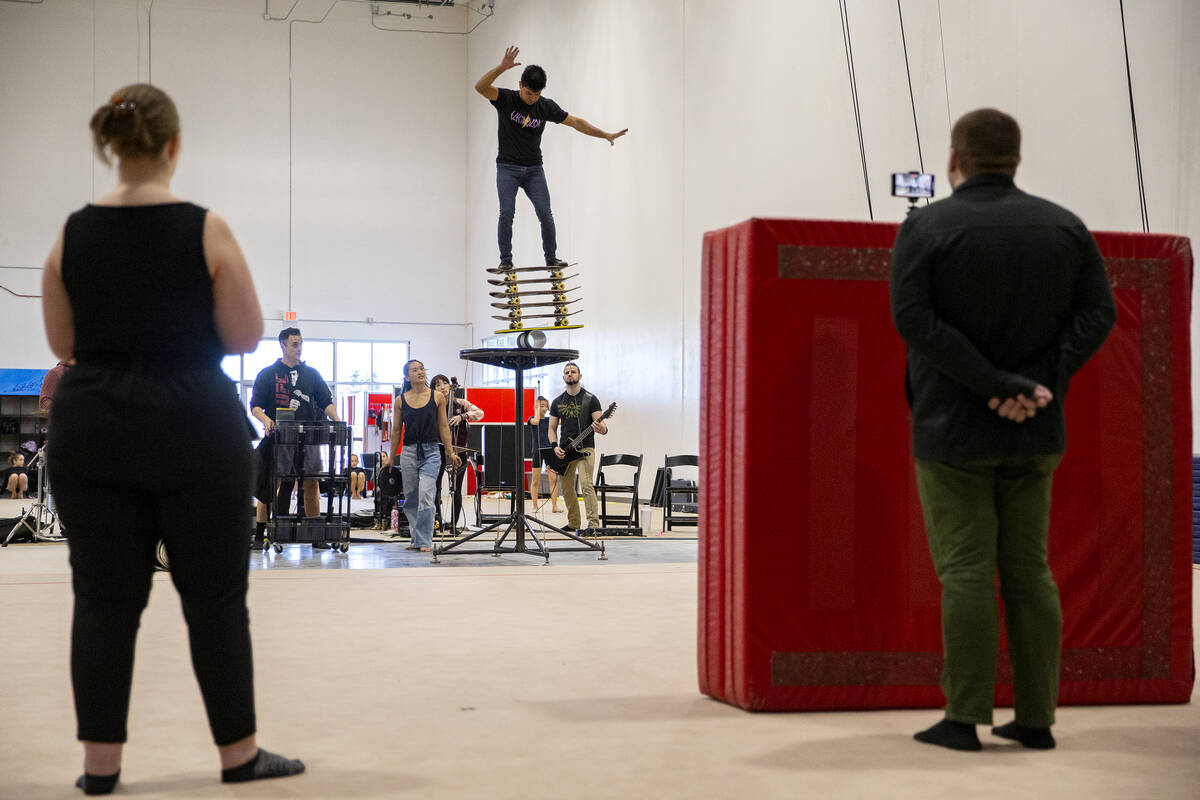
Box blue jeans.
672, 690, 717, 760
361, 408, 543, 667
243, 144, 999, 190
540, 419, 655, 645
399, 443, 440, 548
497, 163, 557, 262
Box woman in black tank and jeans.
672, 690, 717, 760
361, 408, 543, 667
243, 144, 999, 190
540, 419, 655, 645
41, 84, 304, 795
388, 360, 460, 551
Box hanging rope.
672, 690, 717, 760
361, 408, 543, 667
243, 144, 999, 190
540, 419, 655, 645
1118, 0, 1150, 232
936, 0, 952, 131
897, 0, 928, 202
838, 0, 873, 220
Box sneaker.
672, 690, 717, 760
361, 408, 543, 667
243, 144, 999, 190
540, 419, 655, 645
250, 541, 265, 552
312, 542, 331, 550
545, 257, 568, 268
498, 259, 514, 271
562, 525, 576, 532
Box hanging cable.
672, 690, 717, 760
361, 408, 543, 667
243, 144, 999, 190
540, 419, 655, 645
0, 283, 41, 299
936, 0, 951, 131
147, 0, 156, 85
1118, 0, 1149, 232
896, 0, 928, 210
838, 0, 873, 220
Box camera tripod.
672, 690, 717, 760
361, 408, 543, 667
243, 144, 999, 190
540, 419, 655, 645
3, 449, 65, 546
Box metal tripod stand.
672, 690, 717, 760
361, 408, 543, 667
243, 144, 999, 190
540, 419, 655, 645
431, 347, 605, 564
3, 449, 65, 546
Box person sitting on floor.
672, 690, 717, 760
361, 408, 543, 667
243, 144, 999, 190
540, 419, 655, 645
349, 453, 367, 500
5, 452, 29, 499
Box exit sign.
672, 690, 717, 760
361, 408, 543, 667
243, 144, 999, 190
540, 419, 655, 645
283, 311, 298, 322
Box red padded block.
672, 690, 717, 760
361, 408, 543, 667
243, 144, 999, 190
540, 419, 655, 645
698, 218, 1195, 711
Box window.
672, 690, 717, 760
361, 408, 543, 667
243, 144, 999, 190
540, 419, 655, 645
371, 342, 409, 383
336, 341, 371, 384
303, 341, 333, 382
476, 333, 558, 396
243, 339, 280, 379
220, 354, 242, 382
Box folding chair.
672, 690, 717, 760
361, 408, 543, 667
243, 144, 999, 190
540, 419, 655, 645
594, 453, 643, 535
663, 454, 699, 529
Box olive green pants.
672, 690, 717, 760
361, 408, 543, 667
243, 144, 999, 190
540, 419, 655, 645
561, 448, 598, 530
914, 454, 1063, 727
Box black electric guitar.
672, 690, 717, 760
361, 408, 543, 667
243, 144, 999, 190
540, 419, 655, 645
541, 402, 617, 475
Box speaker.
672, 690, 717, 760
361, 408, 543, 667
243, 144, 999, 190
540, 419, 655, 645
480, 424, 519, 489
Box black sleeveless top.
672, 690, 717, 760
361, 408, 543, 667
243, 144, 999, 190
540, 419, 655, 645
401, 390, 439, 445
61, 202, 223, 368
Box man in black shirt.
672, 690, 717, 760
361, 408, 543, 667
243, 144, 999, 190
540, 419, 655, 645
250, 327, 339, 547
890, 109, 1115, 753
548, 362, 607, 532
475, 45, 628, 269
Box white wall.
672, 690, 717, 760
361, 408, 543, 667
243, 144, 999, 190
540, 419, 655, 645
468, 0, 1200, 494
0, 0, 472, 382
2, 0, 1198, 493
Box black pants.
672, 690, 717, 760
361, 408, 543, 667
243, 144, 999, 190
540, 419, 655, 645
435, 454, 468, 526
50, 364, 256, 745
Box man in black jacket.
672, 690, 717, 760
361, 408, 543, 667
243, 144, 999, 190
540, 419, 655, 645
250, 328, 339, 548
890, 108, 1116, 752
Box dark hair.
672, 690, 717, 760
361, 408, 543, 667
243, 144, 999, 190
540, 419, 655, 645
431, 374, 450, 389
278, 327, 301, 345
563, 362, 580, 373
520, 65, 547, 93
536, 395, 548, 403
89, 84, 180, 167
401, 359, 425, 392
950, 108, 1021, 179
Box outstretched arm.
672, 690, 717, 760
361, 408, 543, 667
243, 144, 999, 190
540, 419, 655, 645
475, 45, 520, 102
563, 114, 627, 145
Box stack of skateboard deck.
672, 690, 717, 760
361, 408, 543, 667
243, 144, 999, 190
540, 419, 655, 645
487, 264, 582, 334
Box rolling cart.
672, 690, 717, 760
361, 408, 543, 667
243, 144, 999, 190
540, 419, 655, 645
265, 419, 352, 554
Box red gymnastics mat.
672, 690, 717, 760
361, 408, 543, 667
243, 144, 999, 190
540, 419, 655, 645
698, 218, 1195, 711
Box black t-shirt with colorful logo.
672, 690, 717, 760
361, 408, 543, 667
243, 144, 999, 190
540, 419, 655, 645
490, 88, 568, 167
551, 389, 601, 451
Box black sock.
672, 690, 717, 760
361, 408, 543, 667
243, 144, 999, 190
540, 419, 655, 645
991, 720, 1056, 749
255, 522, 266, 539
913, 718, 981, 751
75, 770, 119, 795
221, 748, 305, 784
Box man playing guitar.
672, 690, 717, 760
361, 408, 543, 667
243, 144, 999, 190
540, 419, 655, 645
547, 362, 607, 533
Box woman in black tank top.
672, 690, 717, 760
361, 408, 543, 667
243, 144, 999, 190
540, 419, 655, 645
40, 84, 303, 794
387, 360, 459, 551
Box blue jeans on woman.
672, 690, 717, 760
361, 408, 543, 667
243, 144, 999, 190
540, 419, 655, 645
399, 443, 440, 548
496, 163, 557, 263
